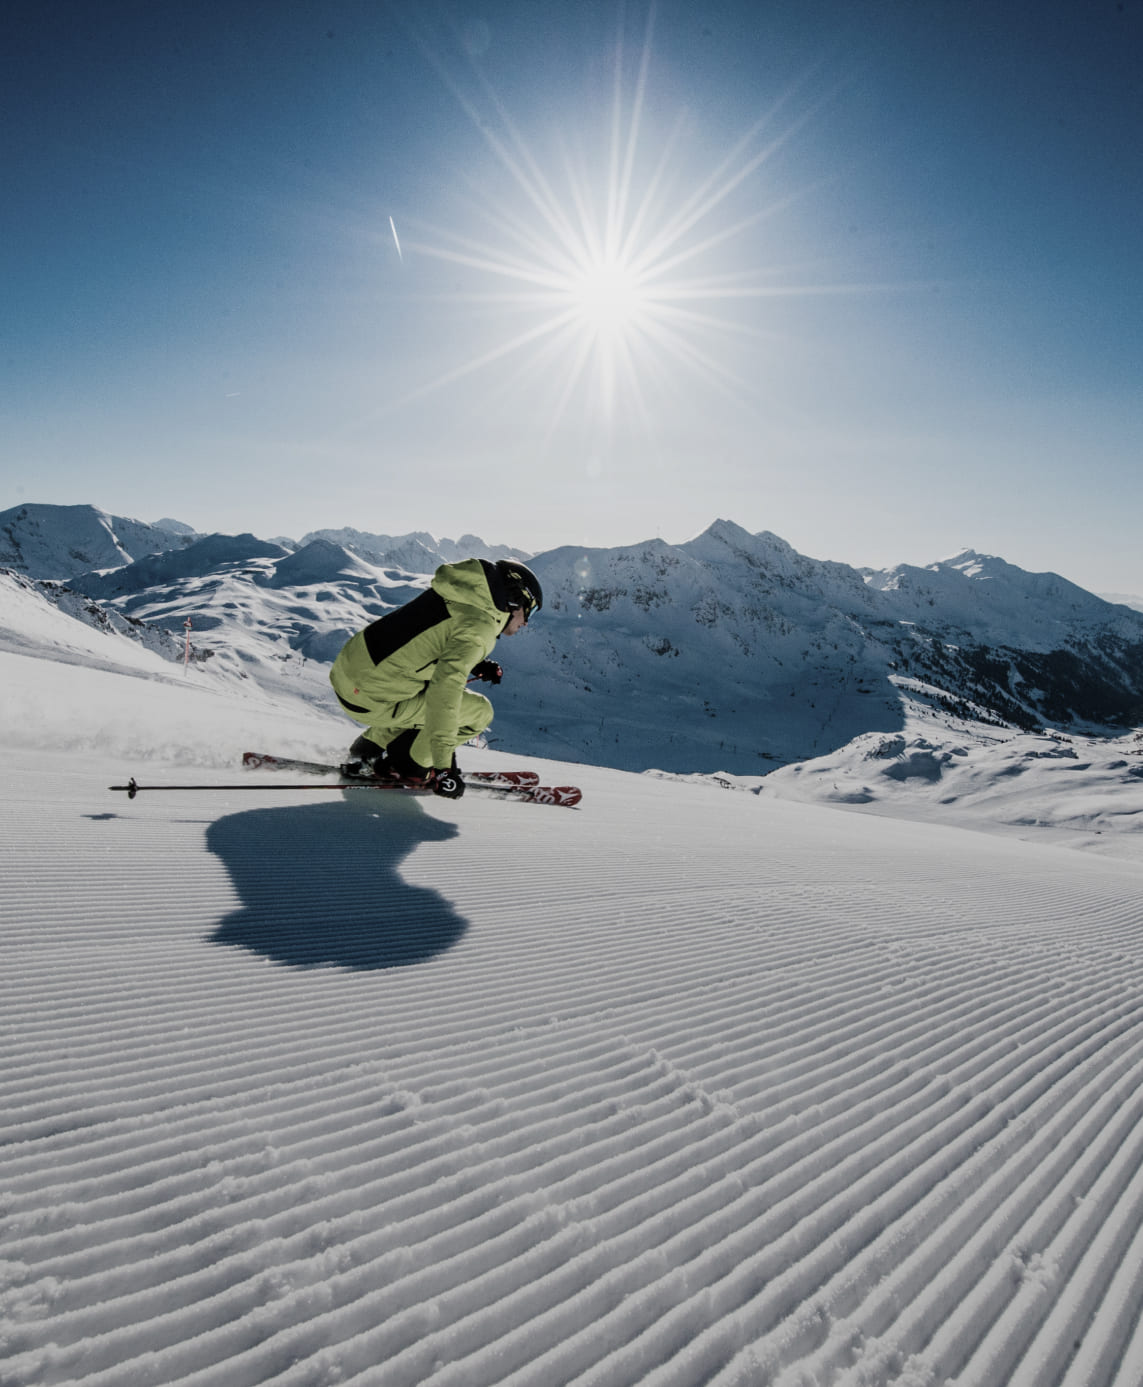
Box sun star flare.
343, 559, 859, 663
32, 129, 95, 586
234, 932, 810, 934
388, 8, 828, 442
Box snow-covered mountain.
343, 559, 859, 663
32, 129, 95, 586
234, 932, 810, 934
485, 520, 1143, 771
0, 502, 197, 578
3, 504, 1141, 776
0, 504, 528, 584
863, 548, 1139, 645
152, 516, 197, 536
73, 532, 290, 597
300, 526, 531, 571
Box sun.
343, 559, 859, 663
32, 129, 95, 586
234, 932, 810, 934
568, 258, 648, 337
386, 8, 818, 438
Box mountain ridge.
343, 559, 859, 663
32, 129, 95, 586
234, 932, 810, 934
2, 502, 1141, 774
0, 503, 529, 583
0, 503, 194, 579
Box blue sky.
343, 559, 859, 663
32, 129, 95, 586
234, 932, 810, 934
3, 0, 1141, 593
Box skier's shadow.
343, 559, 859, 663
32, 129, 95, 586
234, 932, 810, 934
206, 791, 467, 970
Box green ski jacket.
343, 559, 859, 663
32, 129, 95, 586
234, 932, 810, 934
329, 559, 511, 769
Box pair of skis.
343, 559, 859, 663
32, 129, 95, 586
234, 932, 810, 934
244, 753, 582, 806
110, 752, 582, 808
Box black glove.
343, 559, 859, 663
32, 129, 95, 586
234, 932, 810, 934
432, 768, 466, 799
470, 660, 503, 685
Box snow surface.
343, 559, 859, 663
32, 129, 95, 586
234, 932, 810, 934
5, 571, 1143, 1386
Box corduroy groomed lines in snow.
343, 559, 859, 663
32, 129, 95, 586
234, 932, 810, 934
4, 738, 1143, 1386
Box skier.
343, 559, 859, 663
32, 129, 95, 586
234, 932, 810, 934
328, 558, 543, 799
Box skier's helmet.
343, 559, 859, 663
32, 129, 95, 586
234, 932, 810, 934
495, 560, 543, 621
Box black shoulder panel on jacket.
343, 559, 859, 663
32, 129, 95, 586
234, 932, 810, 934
362, 589, 450, 666
480, 559, 511, 613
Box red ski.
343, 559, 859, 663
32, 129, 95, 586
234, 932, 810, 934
241, 751, 540, 789
237, 752, 582, 807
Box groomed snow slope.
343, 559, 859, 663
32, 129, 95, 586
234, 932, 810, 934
4, 650, 1143, 1386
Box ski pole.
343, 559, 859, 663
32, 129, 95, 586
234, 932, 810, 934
110, 777, 408, 799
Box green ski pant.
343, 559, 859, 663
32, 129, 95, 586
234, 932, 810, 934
340, 687, 494, 759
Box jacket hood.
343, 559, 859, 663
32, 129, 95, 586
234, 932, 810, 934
430, 558, 508, 625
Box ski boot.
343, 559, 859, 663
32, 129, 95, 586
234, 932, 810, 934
341, 734, 395, 780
